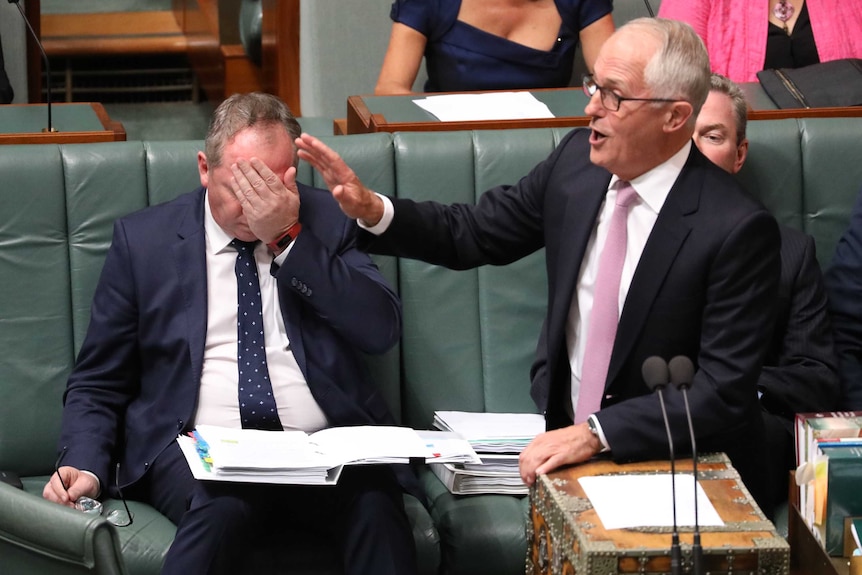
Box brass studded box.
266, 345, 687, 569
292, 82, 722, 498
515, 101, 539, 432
527, 454, 789, 575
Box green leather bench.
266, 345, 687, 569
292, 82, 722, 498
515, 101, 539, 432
2, 118, 862, 575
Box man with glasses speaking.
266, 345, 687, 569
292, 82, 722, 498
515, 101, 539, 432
296, 17, 781, 513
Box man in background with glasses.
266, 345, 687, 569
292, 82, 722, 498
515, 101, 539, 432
692, 73, 839, 518
296, 17, 781, 514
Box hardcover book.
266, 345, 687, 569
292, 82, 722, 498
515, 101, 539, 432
813, 444, 862, 556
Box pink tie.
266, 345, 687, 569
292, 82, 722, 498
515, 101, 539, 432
575, 182, 638, 423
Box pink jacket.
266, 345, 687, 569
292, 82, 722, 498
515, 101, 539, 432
658, 0, 862, 82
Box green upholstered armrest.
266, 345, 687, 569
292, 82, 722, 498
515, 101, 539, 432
418, 469, 529, 575
0, 482, 126, 575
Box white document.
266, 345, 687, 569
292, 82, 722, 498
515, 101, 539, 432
177, 434, 343, 485
412, 92, 555, 122
178, 424, 479, 485
429, 462, 528, 496
433, 411, 544, 453
578, 474, 725, 530
416, 430, 482, 464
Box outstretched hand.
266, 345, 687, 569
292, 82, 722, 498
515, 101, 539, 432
518, 423, 601, 486
295, 134, 385, 225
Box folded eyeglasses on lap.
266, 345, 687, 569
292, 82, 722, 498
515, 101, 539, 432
55, 448, 133, 527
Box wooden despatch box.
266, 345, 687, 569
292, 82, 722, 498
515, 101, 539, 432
527, 454, 789, 575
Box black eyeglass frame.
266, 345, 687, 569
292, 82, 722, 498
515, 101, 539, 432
582, 74, 684, 112
54, 449, 134, 527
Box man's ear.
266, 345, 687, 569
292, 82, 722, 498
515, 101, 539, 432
733, 138, 749, 174
197, 151, 209, 188
664, 101, 694, 133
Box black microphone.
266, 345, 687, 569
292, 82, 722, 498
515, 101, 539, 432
669, 355, 702, 575
9, 0, 56, 133
642, 356, 682, 575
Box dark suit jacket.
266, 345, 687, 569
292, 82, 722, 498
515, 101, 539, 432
760, 226, 839, 426
825, 186, 862, 410
362, 129, 781, 498
58, 185, 406, 492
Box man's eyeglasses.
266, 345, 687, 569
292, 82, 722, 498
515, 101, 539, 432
55, 449, 134, 527
582, 74, 683, 112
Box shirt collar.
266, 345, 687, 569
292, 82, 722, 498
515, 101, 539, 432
203, 189, 235, 255
608, 140, 691, 214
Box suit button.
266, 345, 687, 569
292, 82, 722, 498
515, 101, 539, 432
291, 277, 298, 287
306, 288, 312, 296
177, 419, 184, 430
144, 462, 149, 468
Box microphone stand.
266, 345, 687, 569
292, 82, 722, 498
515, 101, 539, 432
642, 0, 656, 18
9, 0, 56, 133
679, 386, 703, 575
656, 384, 683, 575
670, 355, 702, 575
642, 356, 681, 575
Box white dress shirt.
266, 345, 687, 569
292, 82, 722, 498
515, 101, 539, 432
567, 142, 690, 419
193, 191, 329, 432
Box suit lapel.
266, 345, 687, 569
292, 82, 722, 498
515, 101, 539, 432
172, 188, 208, 388
546, 167, 611, 374
606, 154, 702, 385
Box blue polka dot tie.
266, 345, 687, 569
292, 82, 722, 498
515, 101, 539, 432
232, 239, 282, 431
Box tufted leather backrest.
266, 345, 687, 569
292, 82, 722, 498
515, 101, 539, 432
2, 117, 862, 478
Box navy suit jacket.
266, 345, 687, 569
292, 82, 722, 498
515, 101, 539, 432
759, 226, 839, 425
362, 129, 781, 497
826, 186, 862, 410
59, 185, 406, 492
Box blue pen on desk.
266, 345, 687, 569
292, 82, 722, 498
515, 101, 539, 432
191, 430, 213, 472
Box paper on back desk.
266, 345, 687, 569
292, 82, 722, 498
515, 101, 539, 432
412, 92, 555, 122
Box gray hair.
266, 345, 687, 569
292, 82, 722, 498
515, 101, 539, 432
709, 73, 749, 144
204, 92, 302, 167
621, 18, 711, 125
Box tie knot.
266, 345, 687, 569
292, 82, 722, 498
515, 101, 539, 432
231, 239, 258, 254
616, 182, 638, 208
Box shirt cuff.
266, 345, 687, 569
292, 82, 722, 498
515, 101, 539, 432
356, 193, 394, 235
80, 470, 102, 498
273, 241, 294, 266
589, 415, 611, 453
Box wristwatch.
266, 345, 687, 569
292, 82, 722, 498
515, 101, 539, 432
586, 416, 600, 437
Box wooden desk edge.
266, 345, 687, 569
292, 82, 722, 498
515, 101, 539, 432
749, 106, 862, 120
788, 472, 853, 575
346, 91, 862, 134
0, 103, 126, 144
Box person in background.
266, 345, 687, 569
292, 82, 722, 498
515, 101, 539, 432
0, 29, 14, 104
42, 93, 418, 575
658, 0, 862, 83
300, 17, 781, 514
694, 73, 839, 515
825, 186, 862, 411
375, 0, 614, 94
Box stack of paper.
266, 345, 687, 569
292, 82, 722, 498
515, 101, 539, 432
178, 424, 479, 486
430, 411, 544, 495
432, 411, 544, 453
